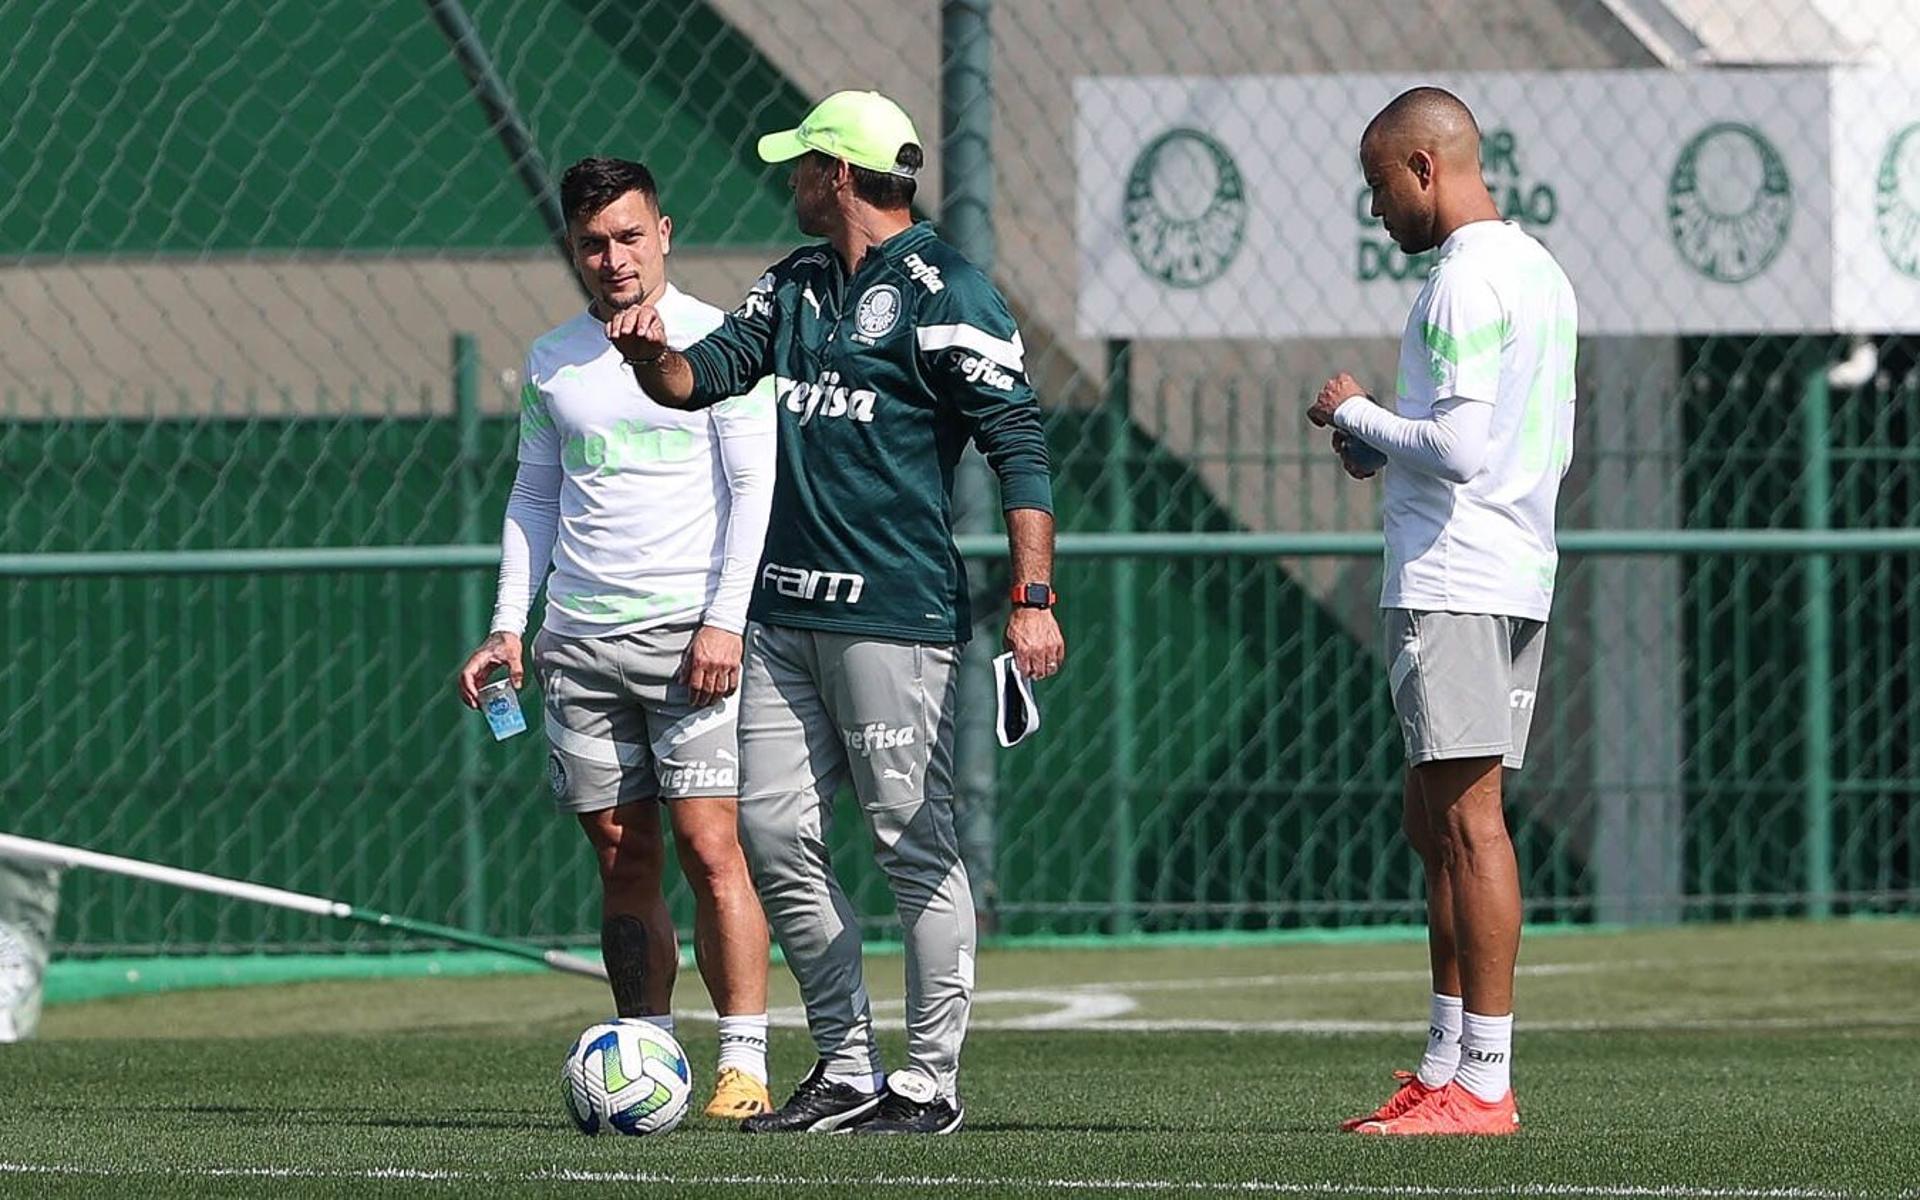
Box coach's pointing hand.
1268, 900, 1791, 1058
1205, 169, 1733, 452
605, 302, 669, 366
1309, 371, 1368, 428
457, 631, 524, 708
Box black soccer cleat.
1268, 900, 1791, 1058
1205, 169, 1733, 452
738, 1062, 882, 1134
851, 1071, 964, 1135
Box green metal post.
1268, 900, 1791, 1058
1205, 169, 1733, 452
941, 0, 994, 265
942, 0, 1002, 925
1106, 339, 1136, 934
1801, 352, 1834, 918
454, 333, 488, 934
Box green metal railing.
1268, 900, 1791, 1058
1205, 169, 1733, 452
4, 524, 1910, 935
4, 529, 1917, 577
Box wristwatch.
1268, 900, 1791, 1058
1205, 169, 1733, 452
1011, 582, 1057, 609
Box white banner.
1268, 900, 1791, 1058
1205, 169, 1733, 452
1076, 70, 1920, 338
1831, 69, 1920, 332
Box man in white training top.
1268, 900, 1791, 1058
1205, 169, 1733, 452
1309, 87, 1577, 1137
456, 156, 777, 1120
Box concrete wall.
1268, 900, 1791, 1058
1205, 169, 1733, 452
0, 250, 775, 414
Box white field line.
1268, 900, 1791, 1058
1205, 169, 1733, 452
997, 947, 1920, 998
0, 1162, 1893, 1198
688, 947, 1920, 1026
680, 948, 1920, 1034
968, 1015, 1920, 1035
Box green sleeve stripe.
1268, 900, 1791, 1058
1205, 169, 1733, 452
519, 381, 553, 432
1423, 318, 1507, 365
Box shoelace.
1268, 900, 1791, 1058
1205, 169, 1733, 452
870, 1090, 928, 1121
791, 1073, 862, 1106
1406, 1085, 1474, 1123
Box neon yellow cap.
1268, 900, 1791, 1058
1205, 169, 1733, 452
756, 90, 922, 177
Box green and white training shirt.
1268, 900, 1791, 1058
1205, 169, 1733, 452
680, 221, 1053, 644
1367, 220, 1577, 623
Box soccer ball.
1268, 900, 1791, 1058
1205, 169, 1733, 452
561, 1019, 693, 1136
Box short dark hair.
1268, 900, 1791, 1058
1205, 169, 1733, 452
558, 157, 659, 227
847, 143, 922, 210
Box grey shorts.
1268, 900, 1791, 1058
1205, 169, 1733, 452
1383, 609, 1546, 771
532, 625, 741, 813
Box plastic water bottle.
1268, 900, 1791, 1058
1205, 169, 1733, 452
478, 678, 527, 741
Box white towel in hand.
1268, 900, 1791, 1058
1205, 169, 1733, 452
993, 652, 1041, 747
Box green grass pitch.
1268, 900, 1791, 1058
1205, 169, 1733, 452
2, 920, 1916, 1198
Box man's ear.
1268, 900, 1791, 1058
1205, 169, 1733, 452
658, 214, 673, 258
1410, 149, 1435, 189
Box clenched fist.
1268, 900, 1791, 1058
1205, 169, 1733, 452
1309, 371, 1369, 428
605, 303, 668, 366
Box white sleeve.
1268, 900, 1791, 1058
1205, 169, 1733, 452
1422, 270, 1506, 405
489, 461, 563, 635
1331, 394, 1493, 485
516, 356, 562, 466
702, 378, 778, 634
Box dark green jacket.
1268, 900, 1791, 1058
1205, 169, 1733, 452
681, 221, 1052, 644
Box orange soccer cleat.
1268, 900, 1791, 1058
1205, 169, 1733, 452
703, 1067, 773, 1120
1353, 1082, 1519, 1136
1339, 1070, 1441, 1132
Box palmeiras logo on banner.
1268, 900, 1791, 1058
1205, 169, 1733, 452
1875, 122, 1920, 279
1122, 128, 1246, 288
1667, 122, 1793, 284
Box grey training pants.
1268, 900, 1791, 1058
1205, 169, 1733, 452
736, 621, 974, 1100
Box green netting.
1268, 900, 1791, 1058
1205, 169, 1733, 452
0, 1, 1916, 957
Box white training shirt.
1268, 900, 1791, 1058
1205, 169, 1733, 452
1333, 219, 1577, 623
489, 284, 777, 639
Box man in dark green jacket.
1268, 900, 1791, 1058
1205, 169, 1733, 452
606, 90, 1065, 1136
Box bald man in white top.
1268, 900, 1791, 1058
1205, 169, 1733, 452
1310, 88, 1577, 1137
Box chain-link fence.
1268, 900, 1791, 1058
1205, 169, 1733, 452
3, 0, 1916, 956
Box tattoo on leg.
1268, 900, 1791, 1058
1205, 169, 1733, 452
601, 913, 651, 1019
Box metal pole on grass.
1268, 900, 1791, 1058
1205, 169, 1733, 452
943, 0, 1003, 927
1106, 339, 1137, 935
0, 833, 605, 981
454, 333, 489, 934
1801, 350, 1834, 919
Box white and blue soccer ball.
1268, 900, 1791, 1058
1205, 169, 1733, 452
561, 1019, 693, 1136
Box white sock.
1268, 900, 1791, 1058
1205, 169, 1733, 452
716, 1014, 770, 1084
1455, 1010, 1513, 1102
824, 1068, 885, 1095
1416, 993, 1464, 1088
